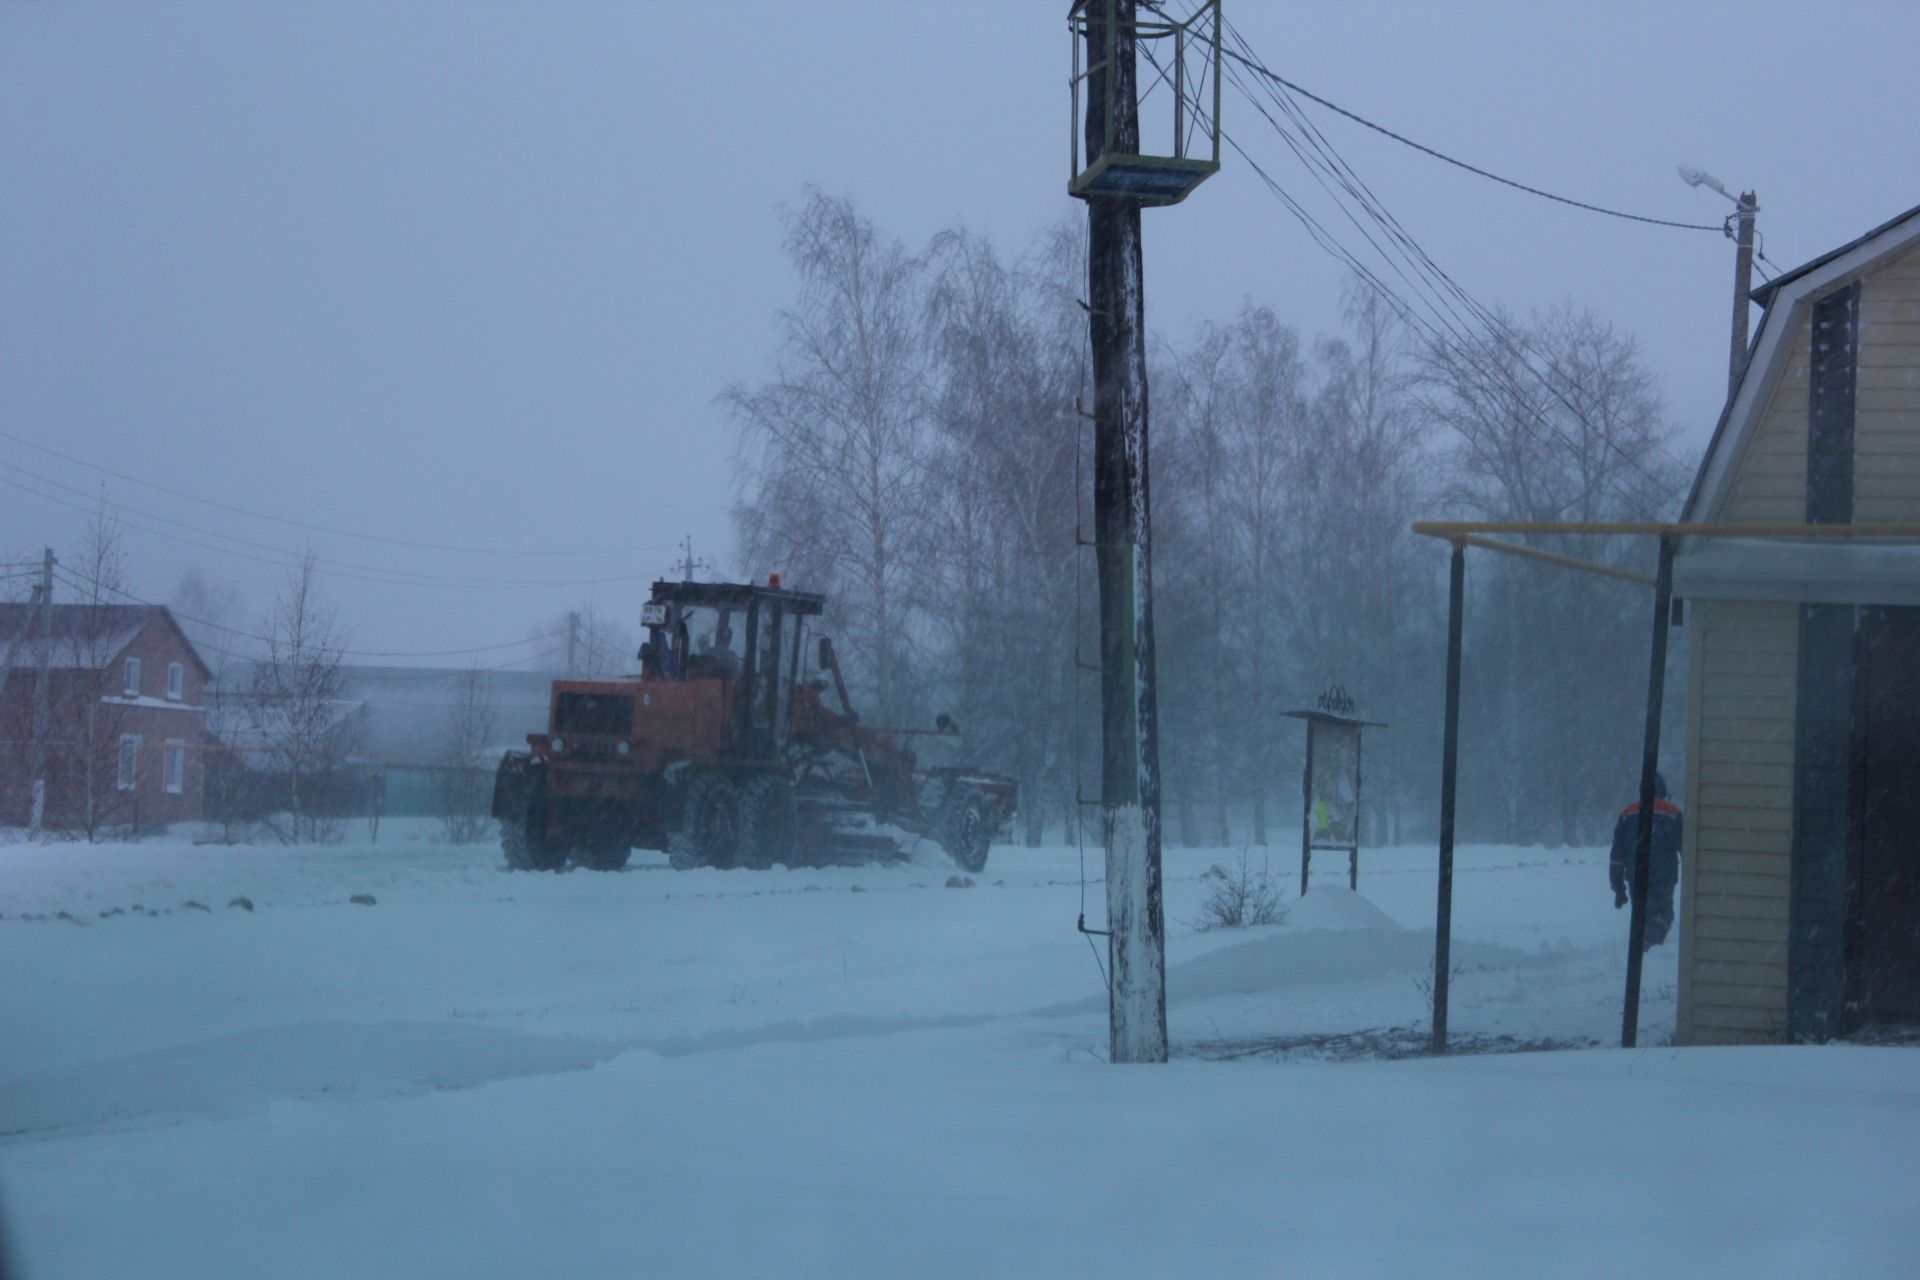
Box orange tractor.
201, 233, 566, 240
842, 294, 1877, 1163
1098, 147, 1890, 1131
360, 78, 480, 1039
491, 577, 1016, 872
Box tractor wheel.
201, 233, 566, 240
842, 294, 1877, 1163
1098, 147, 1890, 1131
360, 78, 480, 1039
737, 776, 798, 870
668, 772, 741, 870
938, 791, 993, 874
577, 842, 632, 872
502, 793, 566, 872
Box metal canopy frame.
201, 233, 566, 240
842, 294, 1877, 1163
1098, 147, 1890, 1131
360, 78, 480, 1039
1410, 519, 1920, 1054
1068, 0, 1222, 206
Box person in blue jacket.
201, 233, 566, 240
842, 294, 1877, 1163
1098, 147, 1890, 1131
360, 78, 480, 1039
1610, 771, 1683, 949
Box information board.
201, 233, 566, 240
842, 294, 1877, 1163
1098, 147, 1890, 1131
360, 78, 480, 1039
1308, 719, 1361, 848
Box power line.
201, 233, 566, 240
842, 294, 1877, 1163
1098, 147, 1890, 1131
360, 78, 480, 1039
1147, 32, 1690, 516
1, 471, 659, 592
0, 427, 676, 559
50, 563, 573, 660
1214, 43, 1692, 500
1212, 40, 1724, 233
1227, 40, 1697, 498
1148, 56, 1651, 516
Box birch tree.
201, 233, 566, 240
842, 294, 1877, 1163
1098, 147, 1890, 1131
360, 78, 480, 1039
922, 222, 1087, 843
435, 663, 497, 844
726, 189, 932, 725
1422, 306, 1686, 843
52, 508, 138, 840
249, 554, 359, 844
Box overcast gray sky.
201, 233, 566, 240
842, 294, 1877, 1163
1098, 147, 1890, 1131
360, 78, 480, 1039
3, 1, 1916, 665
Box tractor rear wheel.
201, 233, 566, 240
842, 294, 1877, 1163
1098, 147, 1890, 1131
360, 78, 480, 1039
938, 792, 992, 874
669, 772, 741, 870
737, 776, 798, 870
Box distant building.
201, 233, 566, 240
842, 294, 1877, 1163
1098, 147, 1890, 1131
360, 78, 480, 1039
336, 665, 560, 814
209, 661, 562, 818
1673, 204, 1920, 1043
0, 603, 212, 830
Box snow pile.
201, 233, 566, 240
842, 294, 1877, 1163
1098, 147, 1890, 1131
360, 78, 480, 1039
1284, 883, 1404, 932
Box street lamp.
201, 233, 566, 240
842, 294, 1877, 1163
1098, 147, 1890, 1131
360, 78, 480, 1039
1681, 165, 1760, 395
1678, 164, 1737, 204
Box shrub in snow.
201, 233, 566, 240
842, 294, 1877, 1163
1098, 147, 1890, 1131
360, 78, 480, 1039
945, 875, 974, 889
1194, 850, 1286, 931
349, 893, 377, 906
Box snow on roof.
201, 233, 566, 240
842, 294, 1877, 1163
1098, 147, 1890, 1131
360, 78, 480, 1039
0, 603, 211, 677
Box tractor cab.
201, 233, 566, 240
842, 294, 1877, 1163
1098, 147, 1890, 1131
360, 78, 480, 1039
637, 577, 827, 758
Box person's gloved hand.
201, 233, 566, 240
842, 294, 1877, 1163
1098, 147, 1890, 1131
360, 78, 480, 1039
1614, 887, 1628, 910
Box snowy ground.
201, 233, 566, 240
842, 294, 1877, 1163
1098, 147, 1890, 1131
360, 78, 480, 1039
0, 823, 1913, 1277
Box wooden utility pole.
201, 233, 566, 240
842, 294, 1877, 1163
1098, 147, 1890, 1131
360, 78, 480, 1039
29, 548, 54, 833
1729, 191, 1757, 395
1083, 0, 1168, 1064
1, 586, 44, 689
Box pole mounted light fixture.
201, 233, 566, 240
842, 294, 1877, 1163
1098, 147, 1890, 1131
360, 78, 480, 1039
1678, 163, 1737, 204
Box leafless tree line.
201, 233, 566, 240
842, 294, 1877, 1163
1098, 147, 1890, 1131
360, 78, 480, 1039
726, 191, 1693, 849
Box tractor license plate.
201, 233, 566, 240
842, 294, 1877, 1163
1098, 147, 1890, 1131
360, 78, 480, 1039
640, 603, 668, 626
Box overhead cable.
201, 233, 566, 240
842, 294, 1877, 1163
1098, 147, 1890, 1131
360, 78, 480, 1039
50, 563, 573, 660
1144, 42, 1687, 517
1213, 43, 1692, 500
1, 472, 657, 592
0, 427, 673, 559
1212, 35, 1724, 233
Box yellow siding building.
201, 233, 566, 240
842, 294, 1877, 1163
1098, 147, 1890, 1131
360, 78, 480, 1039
1674, 204, 1920, 1043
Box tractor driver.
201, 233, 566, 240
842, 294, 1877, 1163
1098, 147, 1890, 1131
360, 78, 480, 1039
711, 627, 741, 679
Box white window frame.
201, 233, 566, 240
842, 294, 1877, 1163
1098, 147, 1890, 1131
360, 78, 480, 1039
164, 740, 186, 795
118, 735, 141, 791
166, 662, 184, 701
123, 657, 142, 697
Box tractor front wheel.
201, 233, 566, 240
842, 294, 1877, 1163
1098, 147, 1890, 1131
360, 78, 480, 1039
669, 772, 741, 870
502, 794, 566, 872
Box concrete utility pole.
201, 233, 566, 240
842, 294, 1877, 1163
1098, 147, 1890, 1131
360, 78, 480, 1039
673, 535, 708, 584
29, 548, 53, 833
1729, 190, 1758, 396
566, 611, 581, 678
1083, 0, 1168, 1064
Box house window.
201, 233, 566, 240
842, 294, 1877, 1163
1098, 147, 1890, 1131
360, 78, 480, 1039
164, 740, 186, 795
123, 657, 143, 697
167, 662, 184, 701
118, 736, 141, 791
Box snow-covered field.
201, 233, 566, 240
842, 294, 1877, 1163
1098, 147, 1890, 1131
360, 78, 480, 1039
0, 823, 1913, 1277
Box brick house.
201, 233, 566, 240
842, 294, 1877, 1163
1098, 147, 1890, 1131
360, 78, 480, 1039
0, 603, 212, 831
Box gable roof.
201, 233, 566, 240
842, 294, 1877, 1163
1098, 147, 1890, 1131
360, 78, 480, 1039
1682, 203, 1920, 524
0, 603, 213, 679
1748, 202, 1920, 309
